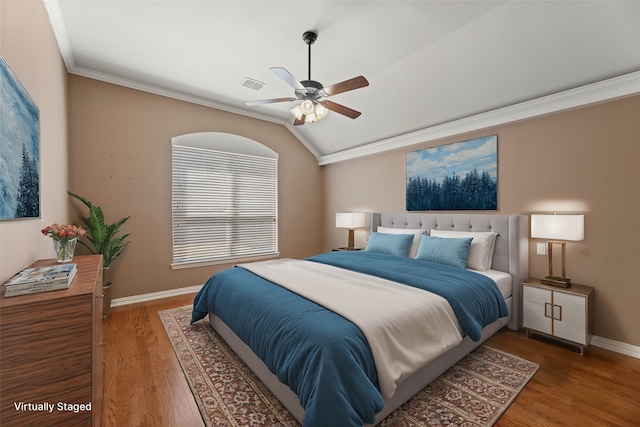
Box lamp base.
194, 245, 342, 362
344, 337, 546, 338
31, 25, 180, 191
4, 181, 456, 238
541, 276, 572, 288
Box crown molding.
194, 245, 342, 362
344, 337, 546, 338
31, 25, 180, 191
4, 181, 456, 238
72, 64, 281, 122
43, 0, 75, 70
317, 70, 640, 165
72, 64, 323, 159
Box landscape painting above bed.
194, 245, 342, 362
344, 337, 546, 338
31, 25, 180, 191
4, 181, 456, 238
406, 135, 497, 211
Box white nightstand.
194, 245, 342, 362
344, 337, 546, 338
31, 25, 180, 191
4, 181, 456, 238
522, 278, 594, 355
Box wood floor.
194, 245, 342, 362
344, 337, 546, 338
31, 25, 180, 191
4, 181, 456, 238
103, 294, 640, 427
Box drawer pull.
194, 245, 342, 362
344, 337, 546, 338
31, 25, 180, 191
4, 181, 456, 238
544, 302, 553, 318
555, 304, 562, 321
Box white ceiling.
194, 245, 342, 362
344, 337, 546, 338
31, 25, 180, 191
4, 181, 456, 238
45, 1, 640, 164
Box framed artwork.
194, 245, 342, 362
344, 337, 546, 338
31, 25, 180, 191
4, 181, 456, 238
406, 135, 498, 211
0, 56, 40, 220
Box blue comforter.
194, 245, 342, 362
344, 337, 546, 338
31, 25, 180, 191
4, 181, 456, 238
191, 251, 508, 426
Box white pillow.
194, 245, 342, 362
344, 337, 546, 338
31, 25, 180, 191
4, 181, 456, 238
377, 226, 425, 258
429, 230, 498, 271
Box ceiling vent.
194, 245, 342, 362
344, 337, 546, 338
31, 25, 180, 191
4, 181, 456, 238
241, 77, 265, 91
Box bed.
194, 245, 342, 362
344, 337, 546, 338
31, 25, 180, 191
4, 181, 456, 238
191, 213, 528, 426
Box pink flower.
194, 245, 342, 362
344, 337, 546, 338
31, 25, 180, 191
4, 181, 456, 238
41, 223, 86, 241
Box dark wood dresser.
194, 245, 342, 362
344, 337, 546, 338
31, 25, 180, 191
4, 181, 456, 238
0, 255, 104, 426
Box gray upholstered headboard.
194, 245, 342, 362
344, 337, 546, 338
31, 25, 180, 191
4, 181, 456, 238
370, 213, 528, 330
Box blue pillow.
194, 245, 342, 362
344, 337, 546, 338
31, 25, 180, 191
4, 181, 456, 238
415, 235, 473, 269
365, 232, 414, 257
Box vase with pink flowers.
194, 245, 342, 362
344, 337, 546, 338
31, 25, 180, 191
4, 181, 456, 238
41, 223, 86, 262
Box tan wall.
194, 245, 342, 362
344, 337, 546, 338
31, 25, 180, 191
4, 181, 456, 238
0, 0, 70, 283
323, 94, 640, 347
67, 76, 323, 299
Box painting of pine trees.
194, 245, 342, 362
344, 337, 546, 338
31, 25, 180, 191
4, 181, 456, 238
0, 56, 40, 220
406, 135, 497, 211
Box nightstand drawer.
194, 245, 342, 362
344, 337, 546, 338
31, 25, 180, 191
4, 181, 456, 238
523, 285, 551, 304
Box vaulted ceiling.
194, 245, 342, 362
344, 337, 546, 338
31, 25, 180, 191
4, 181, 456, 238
45, 1, 640, 164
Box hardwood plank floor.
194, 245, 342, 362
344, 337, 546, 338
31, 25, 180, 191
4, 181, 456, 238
103, 294, 640, 426
103, 294, 204, 427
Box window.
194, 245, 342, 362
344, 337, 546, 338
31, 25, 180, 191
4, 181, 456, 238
171, 132, 278, 268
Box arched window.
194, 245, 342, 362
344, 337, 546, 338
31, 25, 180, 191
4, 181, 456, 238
171, 132, 278, 267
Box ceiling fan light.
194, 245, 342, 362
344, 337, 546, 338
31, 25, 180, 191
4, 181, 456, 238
290, 99, 329, 123
300, 99, 315, 115
315, 103, 328, 120
290, 105, 303, 120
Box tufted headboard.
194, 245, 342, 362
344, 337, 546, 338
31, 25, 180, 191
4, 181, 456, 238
370, 213, 528, 330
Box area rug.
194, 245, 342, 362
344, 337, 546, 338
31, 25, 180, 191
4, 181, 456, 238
159, 306, 539, 426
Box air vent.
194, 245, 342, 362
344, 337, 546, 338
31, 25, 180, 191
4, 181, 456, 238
241, 77, 265, 91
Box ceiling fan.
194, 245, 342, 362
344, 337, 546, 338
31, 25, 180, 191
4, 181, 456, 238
245, 30, 369, 126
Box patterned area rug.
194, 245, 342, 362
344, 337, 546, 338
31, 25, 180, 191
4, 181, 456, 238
159, 306, 539, 427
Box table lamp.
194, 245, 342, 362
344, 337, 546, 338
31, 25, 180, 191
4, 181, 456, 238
335, 212, 366, 250
530, 213, 584, 287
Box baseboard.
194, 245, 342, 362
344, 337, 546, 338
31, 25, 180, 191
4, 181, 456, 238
110, 284, 203, 307
591, 335, 640, 359
111, 286, 640, 360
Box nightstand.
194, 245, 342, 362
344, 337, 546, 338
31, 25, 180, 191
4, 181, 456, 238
522, 278, 594, 354
332, 247, 363, 251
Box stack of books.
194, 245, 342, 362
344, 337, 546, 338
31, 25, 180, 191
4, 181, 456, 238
3, 263, 77, 297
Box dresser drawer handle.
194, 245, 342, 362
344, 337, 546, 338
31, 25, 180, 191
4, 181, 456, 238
96, 294, 104, 298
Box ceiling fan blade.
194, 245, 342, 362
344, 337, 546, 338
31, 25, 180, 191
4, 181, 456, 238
322, 101, 361, 119
245, 97, 297, 106
293, 116, 306, 126
321, 76, 369, 97
270, 67, 306, 91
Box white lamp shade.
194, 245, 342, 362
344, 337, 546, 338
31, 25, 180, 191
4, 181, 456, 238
336, 212, 366, 229
531, 214, 584, 241
315, 103, 328, 120
290, 100, 329, 123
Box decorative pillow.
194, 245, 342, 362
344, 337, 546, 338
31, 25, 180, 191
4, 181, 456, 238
377, 226, 425, 258
415, 235, 472, 269
365, 232, 414, 257
429, 230, 498, 271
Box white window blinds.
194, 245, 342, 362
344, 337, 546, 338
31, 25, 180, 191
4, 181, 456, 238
171, 133, 278, 267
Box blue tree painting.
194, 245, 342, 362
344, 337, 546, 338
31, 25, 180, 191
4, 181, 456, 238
406, 135, 497, 211
0, 56, 40, 220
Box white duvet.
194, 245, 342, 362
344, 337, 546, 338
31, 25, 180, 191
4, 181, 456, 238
238, 258, 463, 399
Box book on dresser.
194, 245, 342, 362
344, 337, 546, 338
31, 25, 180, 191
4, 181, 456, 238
3, 263, 77, 297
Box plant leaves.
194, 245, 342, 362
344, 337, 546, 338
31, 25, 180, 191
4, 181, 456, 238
88, 205, 108, 251
68, 192, 131, 269
67, 191, 93, 208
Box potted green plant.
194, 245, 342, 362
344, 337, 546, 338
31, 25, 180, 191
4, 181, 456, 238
68, 191, 131, 316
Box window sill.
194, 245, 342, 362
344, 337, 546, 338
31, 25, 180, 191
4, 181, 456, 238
170, 252, 280, 270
